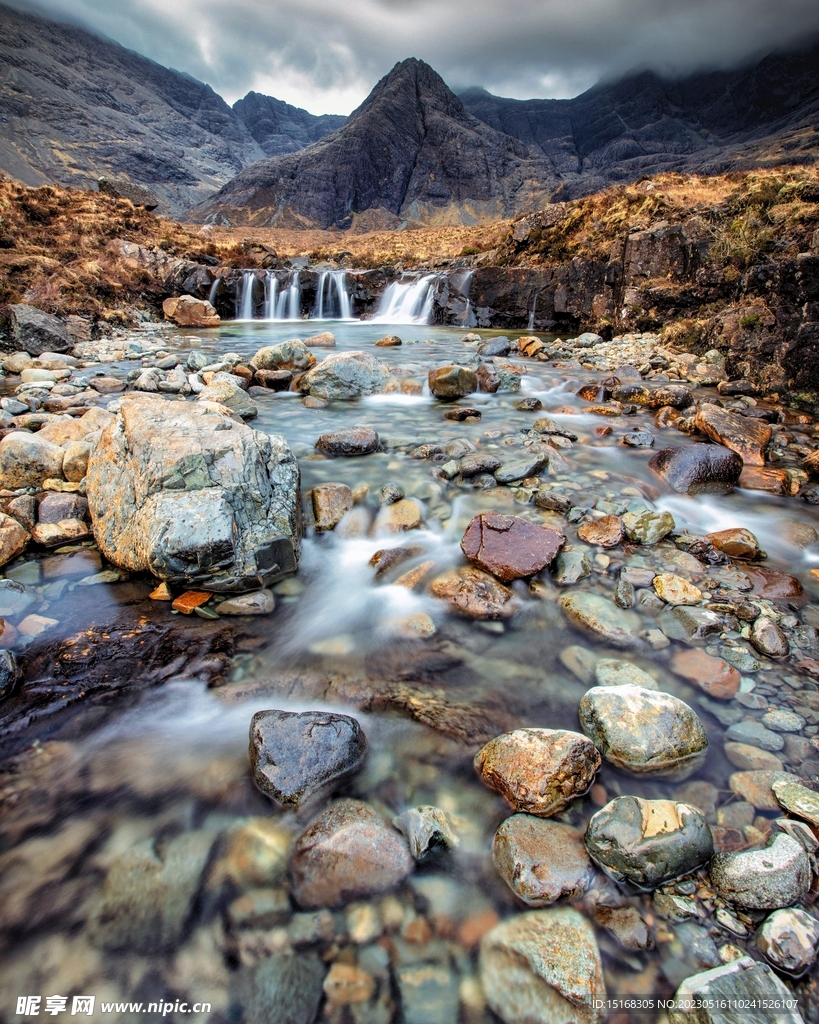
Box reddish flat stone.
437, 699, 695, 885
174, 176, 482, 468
460, 513, 565, 582
743, 567, 803, 600
172, 590, 212, 614
578, 515, 624, 548
671, 648, 741, 700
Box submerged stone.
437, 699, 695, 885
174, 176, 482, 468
757, 907, 819, 977
493, 816, 595, 905
392, 805, 458, 860
670, 957, 804, 1024
460, 512, 564, 582
649, 443, 743, 495
709, 833, 811, 910
559, 592, 641, 647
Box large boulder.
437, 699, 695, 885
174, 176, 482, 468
251, 339, 316, 372
0, 432, 65, 488
295, 351, 390, 400
97, 176, 159, 209
7, 304, 71, 355
695, 403, 771, 466
161, 296, 220, 328
86, 397, 300, 591
649, 443, 742, 494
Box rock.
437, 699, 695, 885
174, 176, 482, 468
757, 908, 819, 977
62, 440, 91, 482
197, 379, 258, 419
493, 816, 595, 905
577, 515, 623, 547
725, 720, 783, 752
0, 432, 65, 488
730, 770, 806, 812
304, 331, 335, 348
670, 957, 804, 1024
743, 567, 803, 600
375, 334, 402, 347
218, 590, 275, 615
97, 176, 159, 208
220, 818, 291, 889
86, 398, 300, 592
613, 383, 693, 409
695, 403, 771, 466
289, 799, 413, 908
653, 573, 702, 605
559, 592, 641, 647
750, 617, 789, 657
171, 590, 212, 614
578, 685, 708, 778
324, 963, 376, 1005
622, 509, 675, 545
763, 710, 805, 733
250, 709, 366, 808
514, 397, 543, 411
31, 518, 90, 548
235, 955, 326, 1024
623, 430, 655, 447
374, 497, 422, 532
315, 426, 379, 456
671, 649, 740, 700
161, 295, 220, 328
585, 796, 714, 889
649, 444, 743, 495
460, 452, 502, 477
740, 466, 793, 495
495, 453, 549, 483
89, 831, 216, 952
476, 363, 501, 392
2, 352, 33, 374
709, 833, 811, 910
252, 339, 316, 372
479, 908, 605, 1024
8, 304, 71, 354
474, 728, 600, 817
478, 336, 511, 356
311, 483, 353, 531
594, 658, 657, 689
37, 493, 88, 524
0, 650, 19, 703
659, 606, 722, 642
0, 512, 29, 567
707, 528, 763, 560
430, 566, 514, 619
552, 548, 592, 584
772, 778, 819, 827
460, 513, 564, 582
428, 365, 478, 401
296, 350, 389, 400
392, 806, 458, 860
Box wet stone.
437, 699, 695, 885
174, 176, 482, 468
729, 770, 806, 812
743, 567, 803, 600
649, 443, 743, 495
709, 833, 811, 910
315, 426, 379, 456
594, 658, 657, 689
552, 548, 592, 584
772, 778, 819, 827
695, 403, 771, 467
671, 648, 740, 700
249, 709, 367, 809
479, 908, 606, 1024
579, 684, 708, 779
585, 796, 714, 890
670, 957, 804, 1024
493, 816, 595, 905
0, 650, 19, 702
460, 452, 502, 477
594, 905, 653, 950
653, 573, 702, 606
429, 566, 514, 619
460, 512, 565, 582
577, 514, 623, 547
494, 453, 549, 483
559, 592, 641, 647
621, 508, 675, 545
392, 806, 458, 860
396, 963, 459, 1024
749, 617, 789, 658
235, 954, 326, 1024
218, 590, 275, 615
289, 799, 414, 908
428, 365, 478, 401
724, 719, 784, 753
723, 742, 783, 772
659, 605, 722, 642
757, 907, 819, 977
474, 728, 601, 817
311, 482, 353, 531
707, 528, 763, 560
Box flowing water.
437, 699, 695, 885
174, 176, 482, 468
2, 319, 819, 1023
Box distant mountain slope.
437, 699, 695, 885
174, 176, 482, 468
192, 58, 554, 229
232, 92, 346, 157
460, 41, 819, 198
0, 4, 342, 214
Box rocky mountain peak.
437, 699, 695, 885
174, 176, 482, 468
350, 57, 468, 123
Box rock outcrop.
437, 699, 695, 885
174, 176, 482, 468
86, 397, 300, 591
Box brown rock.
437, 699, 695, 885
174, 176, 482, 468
707, 528, 763, 560
443, 406, 481, 421
801, 449, 819, 478
743, 567, 803, 600
729, 770, 805, 812
460, 513, 565, 582
428, 365, 478, 401
476, 364, 500, 392
161, 296, 220, 328
30, 518, 91, 547
311, 483, 353, 531
375, 335, 402, 347
649, 443, 743, 495
315, 427, 379, 456
493, 816, 595, 905
518, 336, 545, 358
289, 799, 413, 908
254, 369, 293, 391
89, 376, 126, 394
739, 467, 794, 495
0, 512, 29, 567
724, 742, 784, 771
652, 573, 702, 606
430, 566, 514, 619
393, 561, 434, 589
577, 515, 623, 548
171, 590, 212, 614
370, 545, 423, 577
149, 582, 173, 601
474, 728, 600, 816
304, 331, 335, 348
37, 493, 89, 524
695, 403, 771, 466
374, 498, 422, 533
671, 648, 740, 700
323, 964, 376, 1004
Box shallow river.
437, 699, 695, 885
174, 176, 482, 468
1, 318, 819, 1024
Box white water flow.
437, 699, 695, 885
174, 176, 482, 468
373, 274, 437, 324
314, 270, 352, 320
238, 271, 256, 320
528, 287, 542, 330
461, 270, 474, 325
279, 270, 301, 320
208, 278, 220, 308
263, 271, 279, 320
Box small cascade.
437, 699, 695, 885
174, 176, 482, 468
460, 270, 474, 326
314, 270, 352, 320
264, 271, 279, 320
238, 271, 256, 320
373, 274, 438, 325
527, 287, 541, 331
208, 277, 220, 309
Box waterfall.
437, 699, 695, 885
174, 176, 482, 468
461, 270, 474, 326
528, 287, 541, 331
314, 270, 352, 320
238, 271, 256, 320
373, 274, 438, 325
208, 277, 220, 310
264, 271, 279, 320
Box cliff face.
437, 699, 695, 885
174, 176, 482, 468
0, 4, 340, 214
231, 93, 346, 158
461, 41, 819, 199
191, 59, 554, 229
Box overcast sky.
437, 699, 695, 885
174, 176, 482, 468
9, 0, 819, 114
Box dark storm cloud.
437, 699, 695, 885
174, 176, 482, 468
8, 0, 819, 113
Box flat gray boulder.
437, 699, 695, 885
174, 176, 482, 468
7, 304, 72, 355
86, 396, 300, 591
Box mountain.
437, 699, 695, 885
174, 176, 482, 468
0, 3, 341, 214
461, 41, 819, 199
232, 92, 346, 158
191, 58, 554, 229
